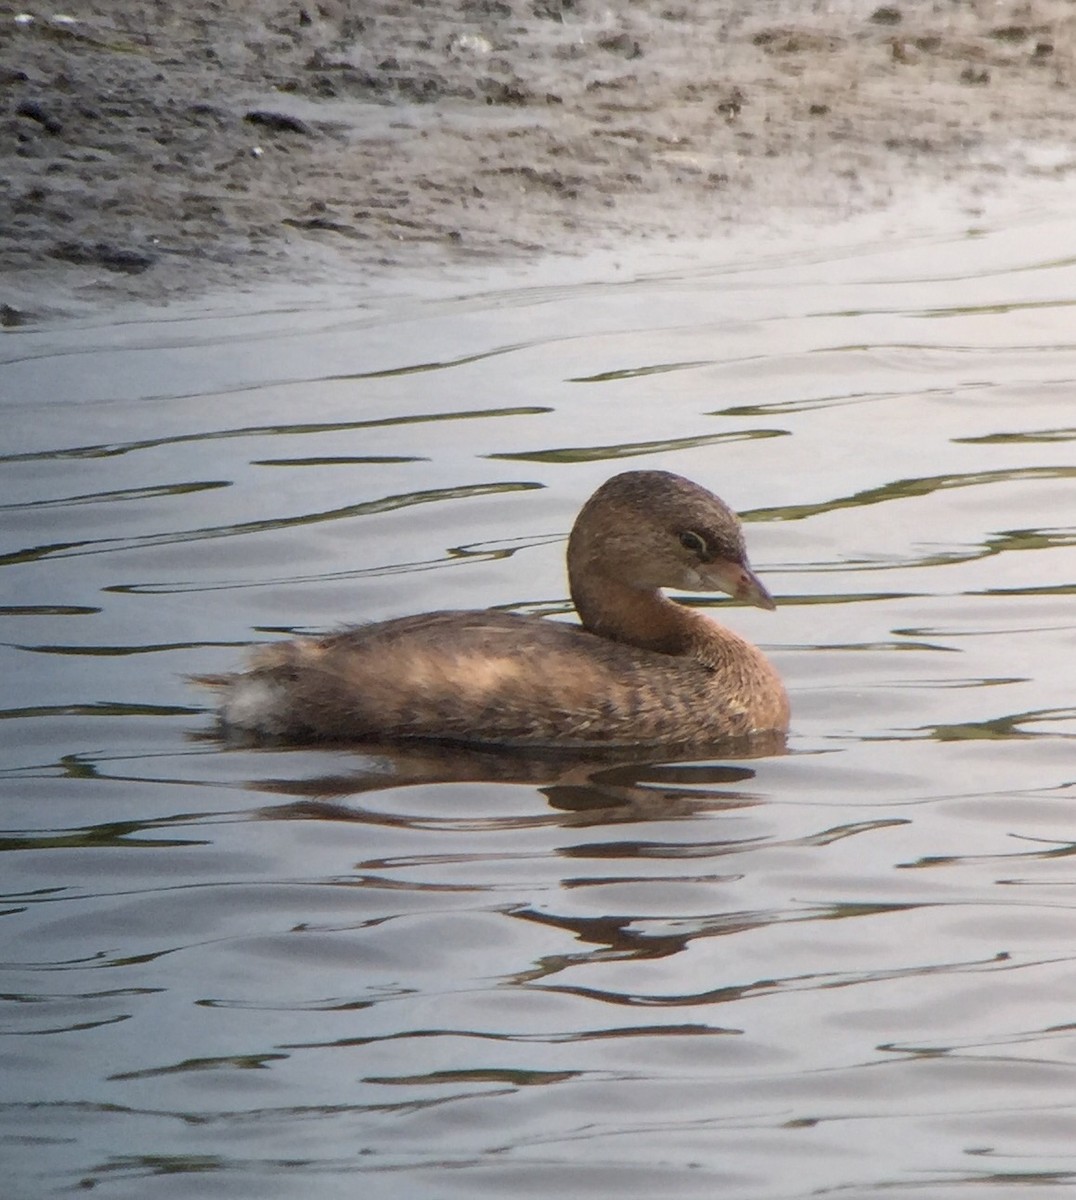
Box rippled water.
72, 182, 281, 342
3, 189, 1076, 1198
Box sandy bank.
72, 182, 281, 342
2, 0, 1075, 318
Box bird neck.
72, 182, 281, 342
570, 569, 702, 657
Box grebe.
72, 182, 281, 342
198, 470, 788, 748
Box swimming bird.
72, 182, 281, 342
197, 470, 788, 749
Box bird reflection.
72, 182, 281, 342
248, 731, 785, 826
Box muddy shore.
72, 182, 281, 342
2, 0, 1074, 318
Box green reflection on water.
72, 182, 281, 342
0, 481, 230, 512
251, 455, 426, 467
0, 820, 208, 851
925, 706, 1076, 741
984, 528, 1076, 553
715, 390, 898, 417
0, 406, 552, 463
973, 583, 1076, 596
90, 1156, 226, 1178
0, 605, 101, 616
746, 465, 1076, 522
109, 1054, 288, 1080
0, 702, 199, 719
838, 525, 1076, 573
569, 359, 713, 382
14, 641, 242, 657
489, 428, 787, 463
0, 481, 543, 565
364, 1067, 577, 1086
955, 426, 1076, 445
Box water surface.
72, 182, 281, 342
2, 191, 1076, 1198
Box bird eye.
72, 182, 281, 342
679, 530, 708, 556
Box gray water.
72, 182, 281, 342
2, 189, 1075, 1199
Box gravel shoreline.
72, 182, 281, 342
2, 0, 1075, 318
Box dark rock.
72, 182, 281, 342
16, 100, 63, 135
991, 25, 1029, 43
717, 87, 744, 118
244, 110, 313, 135
500, 165, 582, 197
533, 0, 574, 18
189, 102, 227, 124
282, 215, 362, 236
48, 241, 157, 274
869, 7, 902, 25
483, 80, 529, 105
1, 303, 30, 328
598, 33, 643, 59
463, 0, 511, 15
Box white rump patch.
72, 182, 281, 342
222, 678, 289, 735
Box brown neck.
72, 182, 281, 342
570, 570, 698, 657
571, 568, 787, 728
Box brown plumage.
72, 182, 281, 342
195, 470, 789, 749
